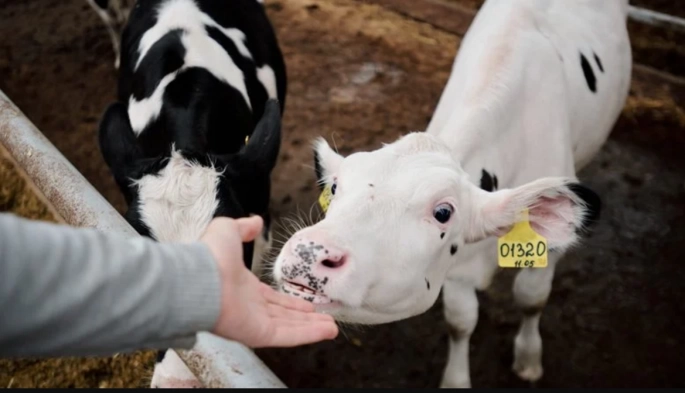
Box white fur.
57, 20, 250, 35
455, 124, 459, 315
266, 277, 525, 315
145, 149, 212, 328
128, 73, 178, 134
129, 0, 258, 134
208, 24, 253, 60
257, 65, 278, 100
272, 0, 631, 387
133, 147, 221, 243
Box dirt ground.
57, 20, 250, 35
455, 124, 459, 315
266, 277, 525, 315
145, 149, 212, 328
1, 0, 684, 388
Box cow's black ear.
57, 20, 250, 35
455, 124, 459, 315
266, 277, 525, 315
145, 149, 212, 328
568, 183, 602, 230
98, 102, 143, 180
241, 99, 281, 172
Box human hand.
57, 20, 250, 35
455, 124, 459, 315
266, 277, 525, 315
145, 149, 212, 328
200, 216, 339, 348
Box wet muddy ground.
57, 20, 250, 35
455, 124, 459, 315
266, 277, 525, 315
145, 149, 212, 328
1, 0, 684, 388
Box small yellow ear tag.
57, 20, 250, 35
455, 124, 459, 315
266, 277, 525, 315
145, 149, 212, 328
245, 135, 250, 145
318, 184, 333, 213
497, 209, 548, 268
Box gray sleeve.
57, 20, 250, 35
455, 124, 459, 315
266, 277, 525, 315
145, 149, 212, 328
0, 212, 222, 358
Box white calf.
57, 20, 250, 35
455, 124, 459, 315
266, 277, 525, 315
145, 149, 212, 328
272, 0, 631, 388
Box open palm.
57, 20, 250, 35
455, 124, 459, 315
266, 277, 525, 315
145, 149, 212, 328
201, 216, 339, 348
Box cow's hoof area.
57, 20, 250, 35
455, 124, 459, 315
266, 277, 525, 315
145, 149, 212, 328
512, 362, 543, 382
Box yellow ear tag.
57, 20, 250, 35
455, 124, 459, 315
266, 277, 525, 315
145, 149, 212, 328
497, 209, 548, 268
318, 184, 333, 213
245, 135, 250, 145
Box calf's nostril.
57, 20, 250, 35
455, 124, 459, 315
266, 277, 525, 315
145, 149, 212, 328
322, 257, 345, 269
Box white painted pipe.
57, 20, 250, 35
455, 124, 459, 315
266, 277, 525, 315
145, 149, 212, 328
628, 5, 685, 32
0, 88, 286, 389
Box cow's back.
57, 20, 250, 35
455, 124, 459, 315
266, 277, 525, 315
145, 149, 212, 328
537, 0, 632, 170
115, 0, 286, 158
427, 0, 631, 182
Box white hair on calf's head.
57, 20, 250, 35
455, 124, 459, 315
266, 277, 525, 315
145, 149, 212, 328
133, 147, 222, 243
391, 131, 453, 156
313, 131, 467, 188
391, 132, 471, 179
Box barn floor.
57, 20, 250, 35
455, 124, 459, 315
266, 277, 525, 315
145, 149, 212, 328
1, 0, 684, 388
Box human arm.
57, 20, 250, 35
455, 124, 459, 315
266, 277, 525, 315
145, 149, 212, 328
0, 212, 222, 357
0, 213, 337, 358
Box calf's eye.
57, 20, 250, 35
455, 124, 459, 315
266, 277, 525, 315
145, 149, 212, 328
331, 183, 337, 195
433, 204, 453, 224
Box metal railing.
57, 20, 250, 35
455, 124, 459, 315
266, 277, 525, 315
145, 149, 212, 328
628, 5, 685, 32
0, 88, 286, 388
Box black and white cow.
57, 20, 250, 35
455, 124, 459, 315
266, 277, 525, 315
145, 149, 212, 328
272, 0, 631, 388
95, 0, 286, 387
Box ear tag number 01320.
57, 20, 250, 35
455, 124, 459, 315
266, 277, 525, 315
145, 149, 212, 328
497, 209, 547, 268
318, 184, 333, 213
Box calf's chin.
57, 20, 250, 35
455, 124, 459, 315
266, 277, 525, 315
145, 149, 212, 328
320, 302, 432, 326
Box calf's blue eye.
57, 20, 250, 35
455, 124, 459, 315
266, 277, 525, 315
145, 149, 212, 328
433, 204, 453, 224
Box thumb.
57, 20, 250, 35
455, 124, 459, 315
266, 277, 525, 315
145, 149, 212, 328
236, 215, 263, 243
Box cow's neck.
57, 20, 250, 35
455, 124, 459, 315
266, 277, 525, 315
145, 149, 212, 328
431, 73, 530, 178
428, 33, 555, 185
426, 2, 560, 184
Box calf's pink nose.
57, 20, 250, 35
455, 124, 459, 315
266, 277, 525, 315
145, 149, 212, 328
290, 234, 347, 269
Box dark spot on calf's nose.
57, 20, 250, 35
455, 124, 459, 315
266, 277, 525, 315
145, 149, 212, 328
450, 245, 458, 255
425, 278, 430, 290
440, 232, 445, 239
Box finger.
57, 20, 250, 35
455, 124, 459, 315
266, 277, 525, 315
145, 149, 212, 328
269, 318, 336, 328
255, 320, 339, 348
236, 215, 263, 243
260, 283, 316, 312
267, 304, 336, 322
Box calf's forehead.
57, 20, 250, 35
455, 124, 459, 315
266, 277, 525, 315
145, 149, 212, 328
339, 149, 461, 197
